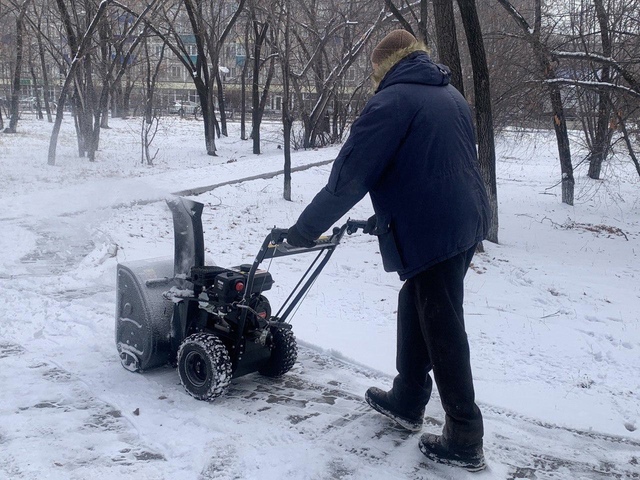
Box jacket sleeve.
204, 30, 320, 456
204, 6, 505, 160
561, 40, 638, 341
295, 91, 408, 240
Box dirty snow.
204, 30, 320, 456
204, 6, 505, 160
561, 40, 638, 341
0, 116, 639, 480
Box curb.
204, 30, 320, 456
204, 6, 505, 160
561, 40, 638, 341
172, 158, 334, 197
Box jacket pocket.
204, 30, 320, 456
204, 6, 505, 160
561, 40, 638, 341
374, 214, 405, 272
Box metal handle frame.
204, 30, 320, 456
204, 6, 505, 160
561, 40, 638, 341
233, 219, 367, 352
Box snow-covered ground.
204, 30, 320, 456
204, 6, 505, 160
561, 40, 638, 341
0, 116, 639, 480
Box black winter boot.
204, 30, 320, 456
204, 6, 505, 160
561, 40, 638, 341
418, 433, 486, 472
365, 387, 425, 432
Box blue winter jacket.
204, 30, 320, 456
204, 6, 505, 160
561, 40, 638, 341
295, 51, 491, 280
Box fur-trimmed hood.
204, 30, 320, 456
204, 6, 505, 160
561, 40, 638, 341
371, 44, 451, 92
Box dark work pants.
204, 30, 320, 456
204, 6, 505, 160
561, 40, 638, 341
394, 245, 483, 447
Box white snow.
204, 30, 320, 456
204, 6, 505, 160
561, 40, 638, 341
0, 116, 639, 479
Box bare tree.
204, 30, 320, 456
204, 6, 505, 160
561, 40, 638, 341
141, 29, 164, 165
248, 0, 278, 155
48, 0, 155, 165
555, 0, 640, 180
32, 2, 54, 123
286, 0, 385, 148
3, 0, 33, 134
277, 0, 293, 200
24, 0, 87, 123
269, 0, 381, 197
158, 0, 247, 155
496, 0, 575, 205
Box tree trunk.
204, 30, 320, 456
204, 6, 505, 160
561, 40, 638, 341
123, 78, 135, 117
216, 70, 228, 137
550, 89, 575, 205
457, 0, 498, 242
588, 0, 613, 180
433, 0, 464, 94
281, 1, 292, 201
615, 112, 640, 178
418, 0, 429, 44
199, 83, 218, 156
241, 66, 247, 140
112, 80, 123, 118
5, 0, 32, 133
240, 25, 249, 141
100, 93, 110, 128
188, 39, 218, 157
48, 83, 72, 165
83, 54, 100, 162
251, 21, 268, 155
98, 17, 110, 129
37, 28, 53, 123
283, 115, 293, 201
29, 59, 44, 120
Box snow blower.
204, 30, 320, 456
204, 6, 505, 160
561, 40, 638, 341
115, 196, 366, 401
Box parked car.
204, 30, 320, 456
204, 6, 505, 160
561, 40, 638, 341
169, 101, 200, 115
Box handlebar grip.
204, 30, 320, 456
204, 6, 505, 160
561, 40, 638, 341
270, 228, 289, 244
315, 235, 332, 245
270, 219, 368, 247
346, 219, 368, 235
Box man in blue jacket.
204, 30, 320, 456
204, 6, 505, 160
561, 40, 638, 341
286, 29, 490, 471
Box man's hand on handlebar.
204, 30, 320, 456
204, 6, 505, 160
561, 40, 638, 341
273, 218, 375, 248
362, 215, 376, 234
285, 224, 316, 248
345, 217, 375, 235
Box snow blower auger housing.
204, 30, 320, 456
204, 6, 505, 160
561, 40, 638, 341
116, 196, 367, 401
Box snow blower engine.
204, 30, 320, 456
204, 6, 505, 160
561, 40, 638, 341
115, 197, 367, 401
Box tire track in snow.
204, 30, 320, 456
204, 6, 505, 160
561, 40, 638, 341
0, 341, 171, 480
197, 348, 640, 479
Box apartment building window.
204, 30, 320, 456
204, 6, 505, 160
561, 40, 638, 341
272, 95, 282, 111
170, 65, 183, 79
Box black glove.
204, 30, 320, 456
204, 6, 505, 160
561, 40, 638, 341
286, 224, 315, 248
363, 214, 377, 235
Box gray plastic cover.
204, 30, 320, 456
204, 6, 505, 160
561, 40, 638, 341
115, 258, 175, 372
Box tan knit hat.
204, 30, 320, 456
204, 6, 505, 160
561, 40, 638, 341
370, 29, 417, 65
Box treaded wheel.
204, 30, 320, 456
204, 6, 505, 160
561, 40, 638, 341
177, 333, 232, 401
258, 326, 298, 377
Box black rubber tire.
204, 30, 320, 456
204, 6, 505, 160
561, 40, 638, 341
258, 326, 298, 377
177, 333, 232, 401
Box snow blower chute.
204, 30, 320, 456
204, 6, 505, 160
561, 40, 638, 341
116, 197, 366, 401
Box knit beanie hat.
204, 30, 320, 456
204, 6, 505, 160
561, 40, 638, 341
370, 29, 417, 65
